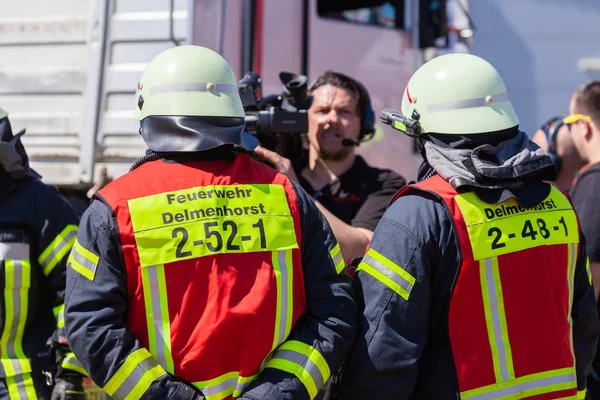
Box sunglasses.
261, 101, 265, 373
563, 114, 591, 125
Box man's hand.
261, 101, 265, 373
253, 145, 300, 183
254, 146, 371, 261
51, 376, 86, 400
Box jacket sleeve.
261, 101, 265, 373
240, 181, 358, 400
30, 181, 84, 377
572, 233, 600, 396
64, 199, 200, 400
340, 192, 455, 400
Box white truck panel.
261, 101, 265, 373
95, 0, 191, 183
0, 0, 192, 187
0, 0, 93, 185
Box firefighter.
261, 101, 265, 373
0, 108, 85, 399
339, 53, 600, 399
63, 45, 357, 400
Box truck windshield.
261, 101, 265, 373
317, 0, 405, 30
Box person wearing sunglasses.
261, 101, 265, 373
532, 116, 585, 192
568, 81, 600, 399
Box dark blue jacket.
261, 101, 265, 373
0, 175, 81, 395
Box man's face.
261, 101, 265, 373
307, 84, 361, 161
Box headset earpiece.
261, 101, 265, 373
540, 116, 564, 174
354, 80, 376, 141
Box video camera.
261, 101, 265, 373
238, 71, 312, 140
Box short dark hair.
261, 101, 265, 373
309, 70, 366, 118
573, 81, 600, 124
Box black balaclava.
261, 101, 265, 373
0, 116, 42, 181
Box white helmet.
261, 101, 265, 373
134, 45, 257, 151
135, 45, 245, 120
401, 53, 519, 135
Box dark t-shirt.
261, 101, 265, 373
298, 155, 407, 231
571, 162, 600, 262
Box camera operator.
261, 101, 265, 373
255, 71, 407, 262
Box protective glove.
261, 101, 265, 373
50, 377, 86, 400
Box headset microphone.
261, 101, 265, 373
341, 138, 361, 147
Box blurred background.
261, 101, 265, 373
1, 0, 599, 204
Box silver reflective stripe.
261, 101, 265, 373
39, 229, 77, 268
275, 250, 290, 346
56, 309, 64, 324
202, 376, 239, 396
466, 371, 576, 400
274, 349, 325, 390
2, 260, 30, 377
150, 82, 238, 96
6, 260, 22, 369
112, 356, 160, 400
13, 373, 31, 400
64, 355, 83, 370
235, 379, 253, 395
146, 266, 168, 370
330, 246, 344, 273
362, 254, 414, 296
482, 258, 510, 382
428, 92, 509, 114
71, 249, 97, 276
333, 253, 343, 267
568, 244, 577, 300
0, 243, 29, 260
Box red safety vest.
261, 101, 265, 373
392, 174, 581, 399
98, 153, 307, 399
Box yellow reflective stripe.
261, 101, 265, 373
577, 389, 587, 399
141, 265, 174, 374
194, 371, 237, 400
586, 257, 592, 286
271, 250, 294, 351
494, 382, 577, 399
53, 303, 65, 329
329, 244, 345, 274
480, 257, 515, 383
1, 259, 33, 378
266, 340, 330, 400
38, 224, 78, 276
103, 348, 166, 400
567, 244, 577, 362
193, 371, 259, 400
461, 367, 577, 399
357, 248, 415, 300
232, 373, 259, 397
62, 352, 87, 376
5, 373, 36, 400
68, 239, 99, 281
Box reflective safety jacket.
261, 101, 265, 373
0, 176, 82, 399
64, 151, 357, 400
341, 174, 599, 400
